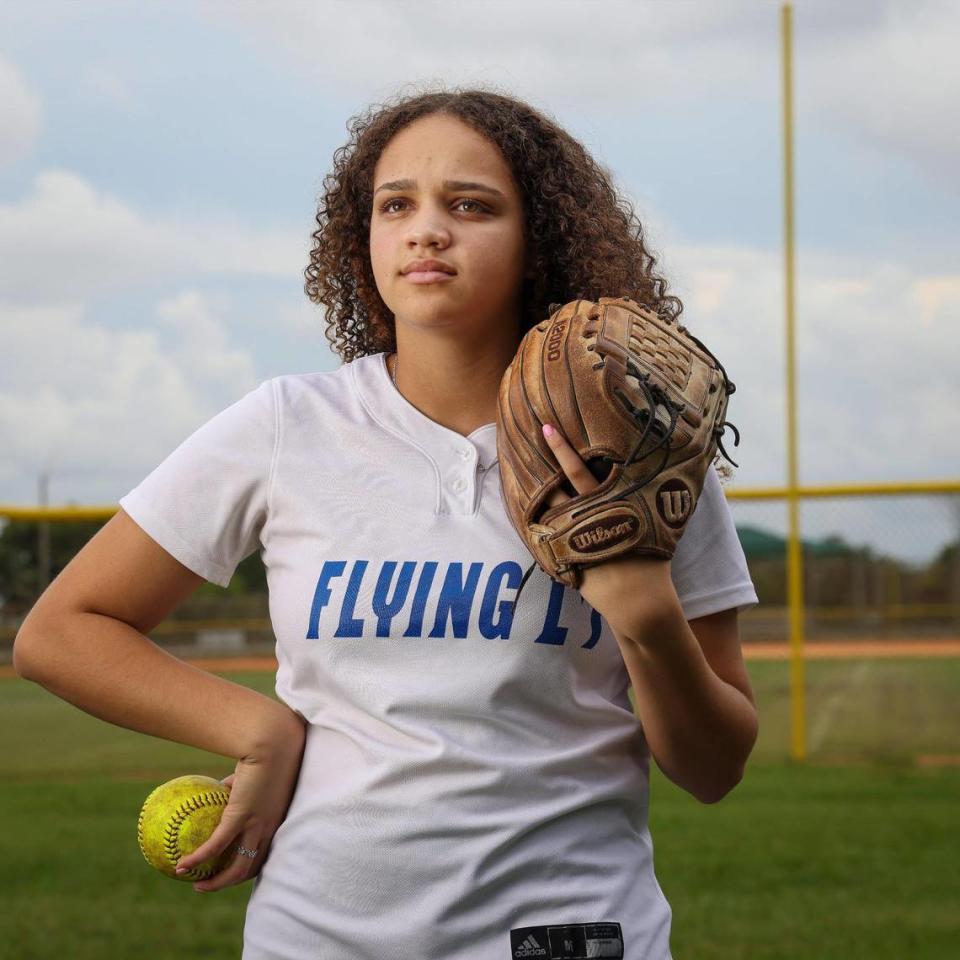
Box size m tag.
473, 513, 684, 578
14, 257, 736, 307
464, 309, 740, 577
510, 921, 624, 959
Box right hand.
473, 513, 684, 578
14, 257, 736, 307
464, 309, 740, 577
175, 719, 307, 893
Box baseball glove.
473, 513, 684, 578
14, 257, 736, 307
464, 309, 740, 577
496, 295, 740, 607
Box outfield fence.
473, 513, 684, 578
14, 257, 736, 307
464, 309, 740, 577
2, 481, 959, 650
2, 481, 959, 764
2, 480, 958, 650
726, 478, 960, 642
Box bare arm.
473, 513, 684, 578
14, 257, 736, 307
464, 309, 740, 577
13, 508, 304, 760
613, 597, 758, 804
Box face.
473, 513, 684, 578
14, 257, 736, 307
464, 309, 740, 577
369, 113, 530, 340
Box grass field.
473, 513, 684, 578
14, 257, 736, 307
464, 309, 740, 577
3, 657, 958, 959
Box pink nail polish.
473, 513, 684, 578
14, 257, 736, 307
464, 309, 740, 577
542, 424, 554, 438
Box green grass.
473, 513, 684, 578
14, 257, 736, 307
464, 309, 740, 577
743, 657, 960, 764
2, 660, 958, 959
656, 764, 959, 958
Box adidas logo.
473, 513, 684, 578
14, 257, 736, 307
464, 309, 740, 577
514, 933, 547, 957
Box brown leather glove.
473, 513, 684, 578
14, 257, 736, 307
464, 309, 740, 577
496, 296, 741, 604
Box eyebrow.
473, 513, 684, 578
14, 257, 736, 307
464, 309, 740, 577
373, 178, 506, 199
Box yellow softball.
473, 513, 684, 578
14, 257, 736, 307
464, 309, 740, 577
137, 774, 233, 881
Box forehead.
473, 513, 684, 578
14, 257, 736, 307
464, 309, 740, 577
374, 114, 515, 188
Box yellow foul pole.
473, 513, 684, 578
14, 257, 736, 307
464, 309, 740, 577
781, 3, 806, 761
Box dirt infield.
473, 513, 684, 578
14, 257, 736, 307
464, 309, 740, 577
182, 637, 960, 672
742, 638, 960, 660
3, 638, 959, 679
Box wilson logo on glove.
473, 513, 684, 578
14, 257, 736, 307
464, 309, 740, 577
656, 479, 694, 527
569, 515, 640, 554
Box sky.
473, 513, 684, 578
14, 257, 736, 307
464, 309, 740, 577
0, 0, 958, 567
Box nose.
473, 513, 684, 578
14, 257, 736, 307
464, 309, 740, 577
405, 204, 451, 249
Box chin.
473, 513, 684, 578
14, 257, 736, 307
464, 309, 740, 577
393, 294, 466, 324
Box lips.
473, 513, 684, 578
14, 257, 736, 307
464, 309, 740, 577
401, 259, 456, 275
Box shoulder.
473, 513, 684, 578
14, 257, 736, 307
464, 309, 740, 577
268, 358, 362, 396
269, 364, 349, 391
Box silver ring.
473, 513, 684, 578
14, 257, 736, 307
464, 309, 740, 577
235, 845, 259, 859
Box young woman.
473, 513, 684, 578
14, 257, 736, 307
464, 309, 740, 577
14, 87, 759, 959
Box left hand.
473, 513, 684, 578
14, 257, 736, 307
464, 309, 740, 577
174, 717, 306, 893
540, 423, 675, 638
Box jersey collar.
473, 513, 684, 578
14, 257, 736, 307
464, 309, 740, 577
351, 352, 500, 515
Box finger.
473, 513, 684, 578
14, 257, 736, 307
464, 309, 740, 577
192, 839, 264, 893
220, 774, 235, 789
175, 812, 243, 878
541, 424, 601, 501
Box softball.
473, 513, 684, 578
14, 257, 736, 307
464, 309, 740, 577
137, 774, 232, 881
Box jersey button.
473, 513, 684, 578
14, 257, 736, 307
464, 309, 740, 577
458, 447, 472, 461
451, 477, 467, 493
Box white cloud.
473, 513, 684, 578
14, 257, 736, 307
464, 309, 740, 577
801, 0, 960, 191
155, 289, 258, 391
0, 56, 43, 172
273, 296, 331, 340
0, 294, 258, 504
910, 275, 960, 330
0, 170, 305, 301
689, 269, 735, 317
197, 0, 781, 106
193, 0, 959, 189
663, 241, 960, 491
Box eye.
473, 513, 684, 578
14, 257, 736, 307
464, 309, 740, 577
454, 198, 488, 214
379, 197, 408, 214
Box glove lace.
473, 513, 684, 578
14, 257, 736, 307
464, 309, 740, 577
569, 357, 681, 522
570, 352, 742, 526
680, 326, 741, 469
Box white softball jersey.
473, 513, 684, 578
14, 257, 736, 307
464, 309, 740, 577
119, 351, 759, 960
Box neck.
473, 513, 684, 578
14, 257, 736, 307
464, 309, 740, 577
390, 329, 520, 437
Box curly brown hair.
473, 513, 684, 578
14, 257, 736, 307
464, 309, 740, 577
304, 83, 684, 364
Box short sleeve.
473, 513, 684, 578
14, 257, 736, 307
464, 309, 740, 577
118, 379, 277, 588
669, 462, 760, 620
